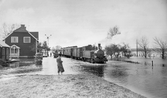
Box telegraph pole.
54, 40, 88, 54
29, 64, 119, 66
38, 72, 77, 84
136, 39, 138, 57
45, 34, 52, 57
45, 34, 52, 47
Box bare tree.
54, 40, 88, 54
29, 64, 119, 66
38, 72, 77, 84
138, 37, 149, 58
1, 23, 19, 38
107, 26, 121, 39
154, 37, 167, 59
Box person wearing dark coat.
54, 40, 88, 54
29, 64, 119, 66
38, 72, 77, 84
56, 54, 64, 74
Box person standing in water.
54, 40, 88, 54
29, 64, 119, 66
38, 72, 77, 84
56, 54, 64, 74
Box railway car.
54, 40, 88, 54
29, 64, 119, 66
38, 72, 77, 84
78, 45, 93, 61
72, 46, 77, 59
63, 46, 77, 57
76, 47, 83, 59
63, 47, 71, 57
82, 50, 94, 62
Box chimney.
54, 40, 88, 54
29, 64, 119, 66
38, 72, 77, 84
21, 24, 26, 29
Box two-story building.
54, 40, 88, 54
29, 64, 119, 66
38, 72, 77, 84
3, 24, 39, 59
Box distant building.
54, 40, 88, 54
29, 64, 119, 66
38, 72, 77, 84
131, 48, 167, 58
3, 24, 39, 59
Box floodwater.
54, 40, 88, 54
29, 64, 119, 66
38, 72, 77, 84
79, 57, 167, 98
2, 56, 167, 98
39, 57, 80, 75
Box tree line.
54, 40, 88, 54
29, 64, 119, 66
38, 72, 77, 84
1, 23, 166, 59
105, 26, 167, 60
136, 36, 167, 59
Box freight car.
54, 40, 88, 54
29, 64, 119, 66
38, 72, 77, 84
63, 47, 71, 57
76, 47, 83, 59
63, 46, 77, 58
61, 44, 107, 63
72, 46, 77, 59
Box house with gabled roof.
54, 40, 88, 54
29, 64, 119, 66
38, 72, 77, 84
3, 24, 39, 59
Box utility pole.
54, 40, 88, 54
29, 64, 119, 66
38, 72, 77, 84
136, 39, 138, 57
45, 34, 52, 47
45, 34, 52, 57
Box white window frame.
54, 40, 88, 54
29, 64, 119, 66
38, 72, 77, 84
23, 36, 31, 43
11, 36, 18, 43
11, 47, 18, 54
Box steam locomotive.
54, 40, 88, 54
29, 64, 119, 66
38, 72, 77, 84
60, 44, 108, 63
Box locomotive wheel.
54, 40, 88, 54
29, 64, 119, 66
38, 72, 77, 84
90, 59, 94, 63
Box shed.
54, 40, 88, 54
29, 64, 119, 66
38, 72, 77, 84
0, 41, 10, 61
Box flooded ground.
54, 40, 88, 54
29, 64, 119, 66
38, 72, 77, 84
79, 57, 167, 98
38, 56, 82, 75
1, 56, 166, 98
39, 56, 167, 98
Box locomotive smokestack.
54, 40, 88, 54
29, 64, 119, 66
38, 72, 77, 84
98, 43, 101, 50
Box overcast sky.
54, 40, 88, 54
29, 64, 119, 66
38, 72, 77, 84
0, 0, 167, 48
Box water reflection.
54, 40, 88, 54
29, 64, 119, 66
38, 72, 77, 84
79, 58, 167, 98
104, 58, 167, 98
161, 64, 167, 75
9, 59, 35, 67
80, 65, 105, 77
162, 64, 165, 67
109, 65, 128, 77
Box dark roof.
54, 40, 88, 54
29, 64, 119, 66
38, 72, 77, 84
3, 24, 39, 41
0, 41, 10, 47
14, 24, 28, 32
30, 32, 39, 40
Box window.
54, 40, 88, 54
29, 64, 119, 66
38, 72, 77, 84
23, 37, 31, 43
11, 46, 18, 54
11, 48, 18, 53
11, 36, 18, 43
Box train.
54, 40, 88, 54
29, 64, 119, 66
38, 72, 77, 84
60, 43, 108, 64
